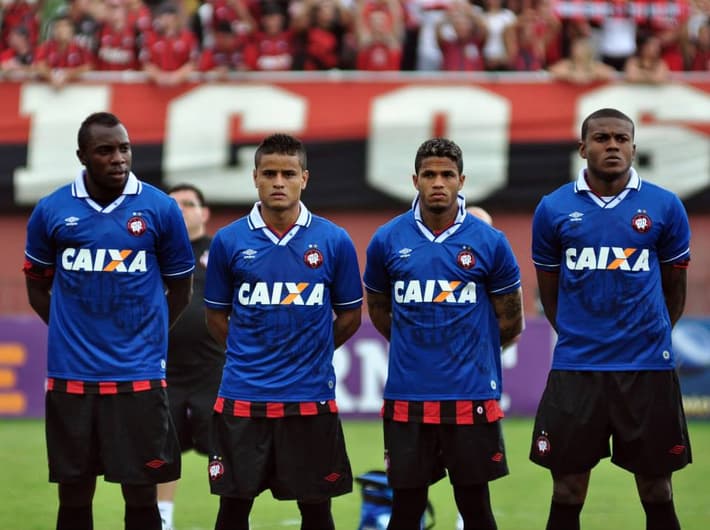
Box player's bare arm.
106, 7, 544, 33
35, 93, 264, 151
661, 263, 687, 328
165, 275, 193, 328
205, 307, 230, 348
24, 276, 52, 324
366, 290, 392, 341
491, 287, 524, 348
333, 307, 362, 349
536, 269, 560, 332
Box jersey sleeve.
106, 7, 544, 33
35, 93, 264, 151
531, 196, 561, 271
363, 228, 389, 294
158, 198, 195, 278
331, 228, 364, 310
204, 230, 233, 310
488, 231, 521, 294
657, 193, 691, 265
24, 199, 55, 269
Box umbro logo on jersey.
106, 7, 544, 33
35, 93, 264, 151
61, 248, 148, 272
394, 280, 477, 304
238, 282, 325, 306
64, 216, 80, 226
568, 211, 584, 222
398, 248, 412, 258
242, 249, 257, 260
565, 247, 650, 271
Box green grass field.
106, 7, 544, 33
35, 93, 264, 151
1, 418, 708, 530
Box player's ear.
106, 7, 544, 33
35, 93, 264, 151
578, 140, 587, 160
458, 173, 465, 190
301, 169, 309, 190
253, 168, 257, 186
412, 173, 418, 190
76, 149, 85, 166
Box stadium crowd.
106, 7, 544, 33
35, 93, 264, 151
1, 0, 709, 83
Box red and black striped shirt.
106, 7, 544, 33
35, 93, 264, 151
47, 377, 166, 394
382, 399, 504, 425
213, 397, 338, 418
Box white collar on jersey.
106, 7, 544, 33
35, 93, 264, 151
574, 167, 641, 209
412, 192, 467, 243
247, 200, 312, 246
71, 170, 142, 214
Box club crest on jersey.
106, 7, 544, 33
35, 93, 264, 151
304, 246, 324, 269
631, 212, 652, 233
457, 247, 476, 269
535, 433, 551, 456
208, 457, 224, 481
127, 216, 147, 236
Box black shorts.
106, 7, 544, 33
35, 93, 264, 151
530, 370, 692, 475
166, 373, 221, 454
45, 389, 181, 484
383, 419, 509, 489
208, 413, 353, 501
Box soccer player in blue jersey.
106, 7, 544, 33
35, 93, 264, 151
529, 108, 692, 530
204, 133, 363, 530
363, 138, 524, 530
23, 112, 195, 530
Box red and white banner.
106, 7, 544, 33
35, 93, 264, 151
1, 76, 709, 211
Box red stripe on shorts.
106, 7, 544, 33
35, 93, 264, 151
455, 400, 474, 424
266, 402, 285, 418
423, 401, 441, 424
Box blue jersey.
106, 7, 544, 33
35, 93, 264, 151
363, 196, 521, 401
24, 172, 195, 382
204, 202, 363, 402
532, 168, 691, 370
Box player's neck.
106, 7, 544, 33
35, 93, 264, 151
260, 205, 299, 236
420, 208, 457, 234
585, 171, 630, 197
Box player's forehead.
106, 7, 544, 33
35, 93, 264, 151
256, 152, 303, 172
170, 189, 199, 202
86, 123, 130, 149
417, 156, 460, 174
586, 117, 633, 137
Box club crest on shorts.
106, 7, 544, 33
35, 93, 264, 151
535, 432, 551, 456
457, 247, 475, 269
127, 216, 147, 236
631, 212, 652, 233
208, 457, 225, 481
304, 245, 324, 269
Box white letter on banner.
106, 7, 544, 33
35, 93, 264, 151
333, 345, 355, 411
573, 85, 710, 197
354, 338, 388, 412
163, 85, 306, 204
14, 85, 111, 205
367, 86, 510, 202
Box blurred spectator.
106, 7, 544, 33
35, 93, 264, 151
125, 0, 153, 34
141, 2, 199, 84
292, 0, 355, 70
650, 0, 691, 71
65, 0, 102, 50
404, 0, 458, 71
94, 0, 141, 70
511, 0, 561, 69
0, 25, 35, 78
242, 1, 295, 70
1, 0, 40, 50
686, 20, 710, 69
547, 36, 616, 83
198, 18, 249, 74
480, 0, 517, 70
193, 0, 255, 51
33, 14, 92, 88
355, 0, 403, 70
435, 1, 487, 71
624, 32, 670, 83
